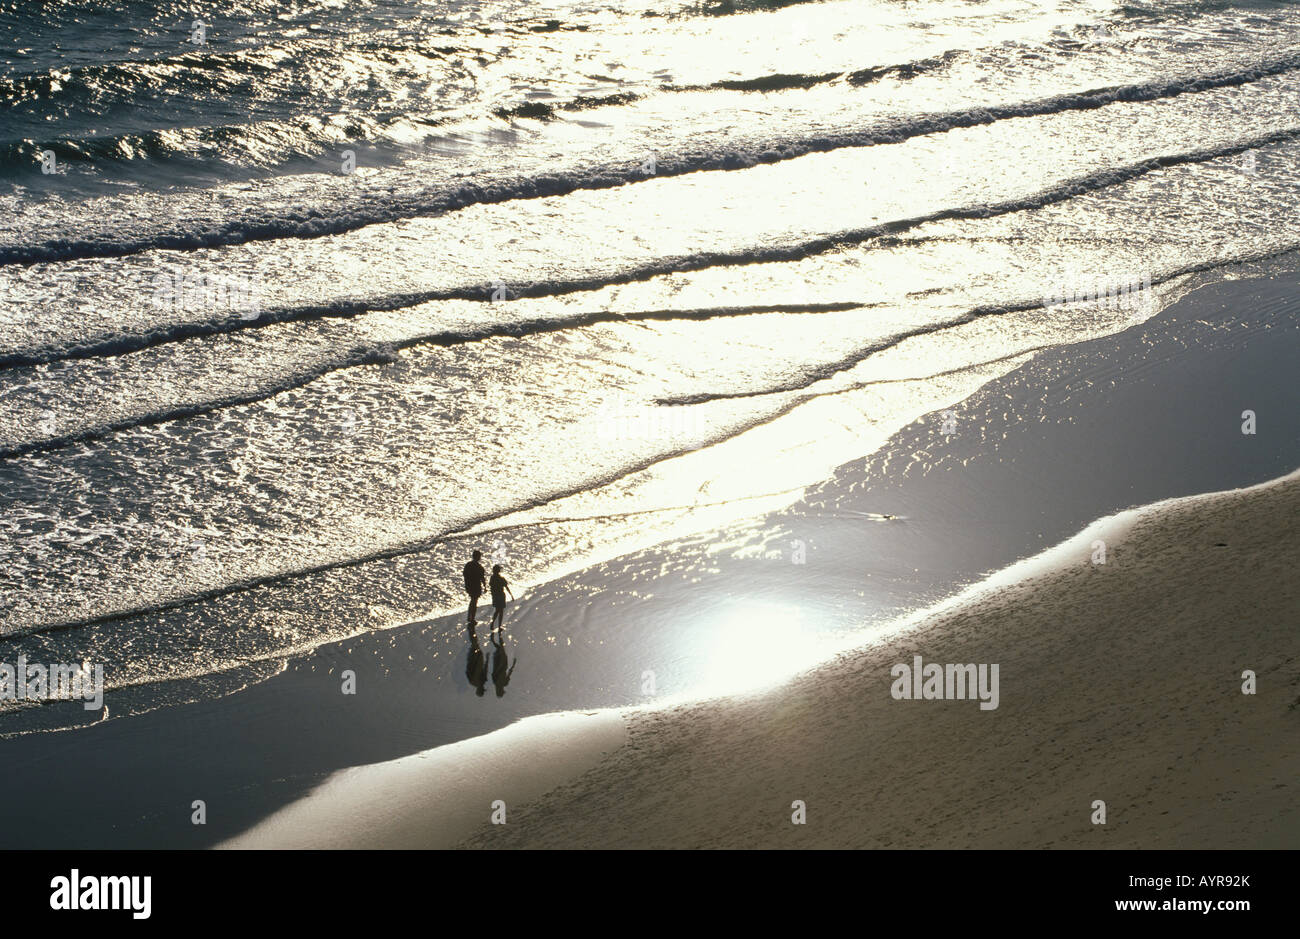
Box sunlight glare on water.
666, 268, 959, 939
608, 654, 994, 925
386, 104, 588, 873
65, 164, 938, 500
2, 0, 1299, 729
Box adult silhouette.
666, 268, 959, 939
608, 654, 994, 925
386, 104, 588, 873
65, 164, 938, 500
462, 550, 487, 624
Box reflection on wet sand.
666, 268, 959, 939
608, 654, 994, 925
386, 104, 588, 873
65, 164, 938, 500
491, 634, 517, 699
465, 625, 488, 697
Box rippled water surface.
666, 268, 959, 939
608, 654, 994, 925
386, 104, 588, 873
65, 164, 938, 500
2, 0, 1299, 731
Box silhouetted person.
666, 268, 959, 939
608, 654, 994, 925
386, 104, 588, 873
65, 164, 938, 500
465, 624, 487, 697
463, 550, 487, 624
489, 563, 514, 631
491, 634, 516, 698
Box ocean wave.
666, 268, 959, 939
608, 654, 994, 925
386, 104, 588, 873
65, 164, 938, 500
0, 303, 864, 460
687, 49, 964, 92
0, 44, 959, 173
5, 123, 1295, 375
658, 240, 1300, 404
6, 51, 1300, 266
493, 92, 643, 120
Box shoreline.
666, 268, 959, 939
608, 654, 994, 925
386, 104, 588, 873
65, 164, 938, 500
0, 275, 1296, 847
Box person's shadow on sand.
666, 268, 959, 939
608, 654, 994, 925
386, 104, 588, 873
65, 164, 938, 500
491, 635, 517, 699
465, 625, 488, 697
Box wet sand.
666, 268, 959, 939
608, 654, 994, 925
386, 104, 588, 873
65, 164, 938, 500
239, 469, 1300, 849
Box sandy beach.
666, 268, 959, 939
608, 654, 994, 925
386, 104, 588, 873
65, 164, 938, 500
226, 467, 1300, 849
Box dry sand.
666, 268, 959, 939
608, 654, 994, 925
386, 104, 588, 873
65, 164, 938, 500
219, 710, 625, 849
